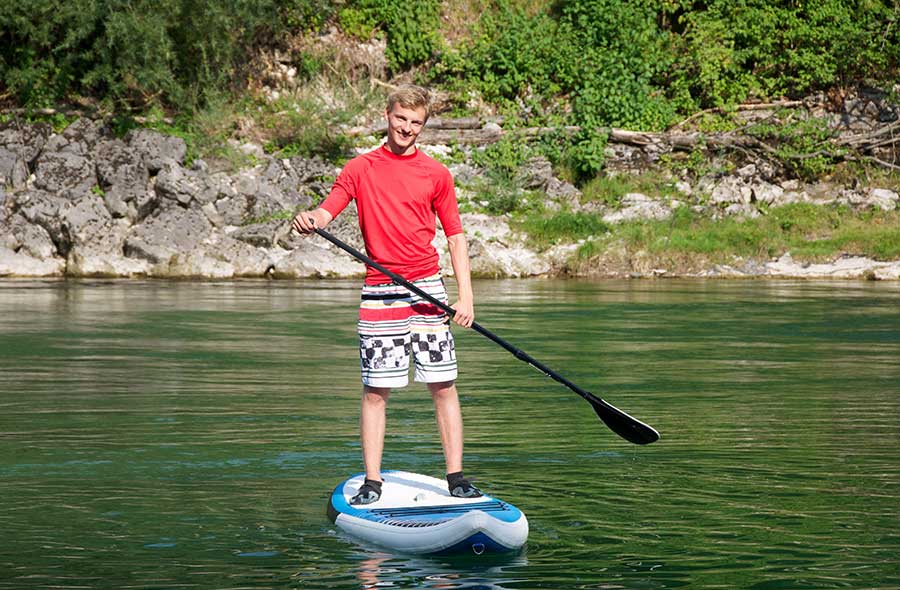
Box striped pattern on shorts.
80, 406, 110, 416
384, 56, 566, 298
358, 275, 457, 388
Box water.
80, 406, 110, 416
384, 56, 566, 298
1, 278, 898, 589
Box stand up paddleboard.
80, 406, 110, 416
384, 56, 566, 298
327, 470, 528, 555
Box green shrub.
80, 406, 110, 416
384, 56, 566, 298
433, 0, 687, 178
471, 136, 535, 180
278, 0, 338, 32
339, 0, 441, 72
676, 0, 900, 106
434, 4, 562, 106
0, 0, 292, 111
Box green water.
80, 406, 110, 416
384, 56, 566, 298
1, 278, 898, 589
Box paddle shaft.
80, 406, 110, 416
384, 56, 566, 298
314, 227, 659, 445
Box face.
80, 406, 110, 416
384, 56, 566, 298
384, 103, 427, 155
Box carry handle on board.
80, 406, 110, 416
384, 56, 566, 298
313, 227, 660, 445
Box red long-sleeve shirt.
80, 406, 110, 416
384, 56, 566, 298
320, 145, 463, 285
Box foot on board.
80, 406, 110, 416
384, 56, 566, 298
447, 471, 483, 498
350, 479, 383, 505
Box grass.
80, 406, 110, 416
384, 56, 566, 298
614, 204, 900, 261
580, 170, 681, 208
516, 209, 610, 250
517, 203, 900, 267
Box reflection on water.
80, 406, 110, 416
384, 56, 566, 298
348, 552, 529, 589
1, 278, 899, 589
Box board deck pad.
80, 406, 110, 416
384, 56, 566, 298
328, 470, 528, 555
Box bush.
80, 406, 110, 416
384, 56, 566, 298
432, 0, 900, 179
677, 0, 900, 106
339, 0, 441, 72
434, 4, 563, 106
433, 0, 688, 177
0, 0, 290, 110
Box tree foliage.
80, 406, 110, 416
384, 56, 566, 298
432, 0, 900, 176
0, 0, 323, 110
1, 0, 898, 170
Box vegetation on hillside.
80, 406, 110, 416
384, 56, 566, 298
3, 2, 898, 143
2, 0, 900, 267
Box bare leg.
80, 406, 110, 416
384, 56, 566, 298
360, 386, 390, 482
428, 380, 464, 474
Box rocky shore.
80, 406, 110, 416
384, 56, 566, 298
1, 116, 899, 280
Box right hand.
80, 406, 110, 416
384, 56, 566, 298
291, 210, 321, 235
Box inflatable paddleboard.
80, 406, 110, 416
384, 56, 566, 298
327, 470, 528, 555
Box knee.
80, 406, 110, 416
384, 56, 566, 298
362, 386, 390, 405
428, 380, 457, 399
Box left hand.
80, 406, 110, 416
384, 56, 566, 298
450, 299, 474, 328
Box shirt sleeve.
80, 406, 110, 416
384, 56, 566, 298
433, 166, 463, 237
319, 165, 355, 219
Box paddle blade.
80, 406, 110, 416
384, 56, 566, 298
586, 393, 660, 445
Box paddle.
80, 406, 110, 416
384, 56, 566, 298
313, 227, 660, 445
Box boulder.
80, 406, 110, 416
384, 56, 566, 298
60, 118, 107, 155
0, 246, 65, 276
231, 219, 289, 247
602, 193, 672, 224
519, 155, 581, 206
765, 252, 900, 279
125, 207, 214, 265
0, 120, 51, 165
271, 238, 365, 278
95, 139, 148, 194
232, 168, 304, 220
126, 128, 187, 172
0, 147, 29, 189
710, 177, 752, 205
33, 150, 97, 196
155, 160, 205, 206
287, 155, 336, 198
57, 194, 149, 276
17, 190, 72, 255
261, 158, 318, 209
199, 232, 273, 276
440, 213, 551, 278
7, 213, 57, 259
751, 181, 785, 205
868, 188, 898, 211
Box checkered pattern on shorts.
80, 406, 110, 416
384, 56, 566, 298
358, 275, 458, 388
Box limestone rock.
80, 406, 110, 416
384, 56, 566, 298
126, 128, 187, 172
602, 193, 672, 224
0, 246, 65, 277
272, 239, 365, 278
125, 207, 214, 265
33, 150, 97, 196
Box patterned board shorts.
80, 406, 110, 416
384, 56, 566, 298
358, 274, 457, 388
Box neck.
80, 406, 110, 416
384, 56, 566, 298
385, 141, 416, 156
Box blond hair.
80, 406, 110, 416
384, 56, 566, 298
386, 84, 432, 121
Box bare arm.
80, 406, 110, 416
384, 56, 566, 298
447, 232, 474, 328
291, 207, 334, 234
